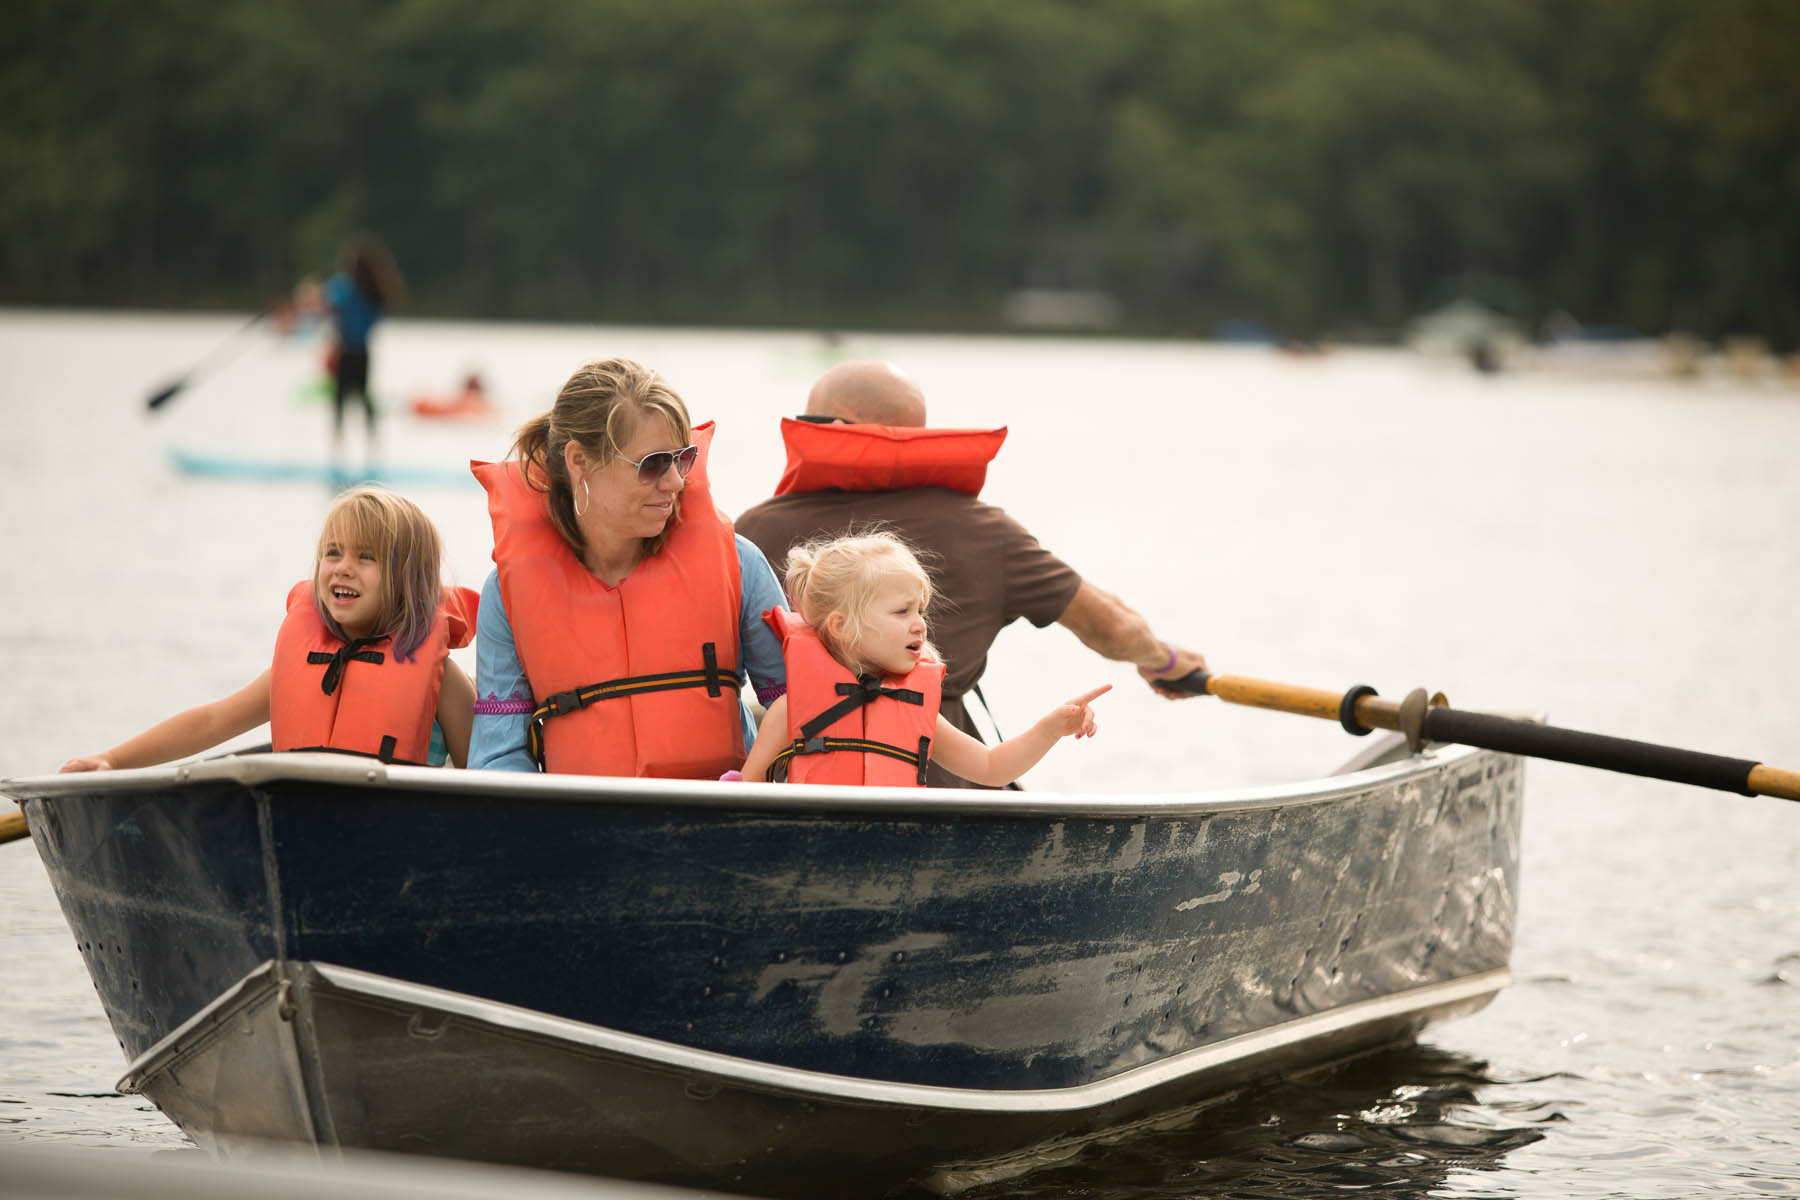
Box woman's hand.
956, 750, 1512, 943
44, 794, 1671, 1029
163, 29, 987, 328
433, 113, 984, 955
59, 755, 114, 773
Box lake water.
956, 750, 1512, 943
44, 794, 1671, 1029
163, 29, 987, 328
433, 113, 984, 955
2, 311, 1796, 1197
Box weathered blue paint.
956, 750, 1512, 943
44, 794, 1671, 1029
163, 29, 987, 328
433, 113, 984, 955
15, 747, 1520, 1098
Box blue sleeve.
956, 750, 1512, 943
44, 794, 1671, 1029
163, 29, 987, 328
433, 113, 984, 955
737, 535, 787, 706
469, 569, 540, 772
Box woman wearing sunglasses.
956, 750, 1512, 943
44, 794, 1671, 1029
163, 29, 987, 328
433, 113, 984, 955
469, 358, 788, 776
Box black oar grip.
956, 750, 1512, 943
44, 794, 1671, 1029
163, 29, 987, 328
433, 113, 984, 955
1156, 670, 1211, 696
1423, 707, 1759, 796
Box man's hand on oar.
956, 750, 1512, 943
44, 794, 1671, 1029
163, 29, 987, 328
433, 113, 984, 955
1137, 642, 1209, 700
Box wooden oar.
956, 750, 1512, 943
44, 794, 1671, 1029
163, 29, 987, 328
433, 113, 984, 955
1160, 671, 1800, 803
145, 308, 272, 411
0, 808, 27, 845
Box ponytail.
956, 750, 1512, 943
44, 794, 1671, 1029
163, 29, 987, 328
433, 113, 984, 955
507, 411, 583, 553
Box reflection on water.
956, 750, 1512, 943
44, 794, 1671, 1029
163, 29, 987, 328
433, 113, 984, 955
931, 1046, 1552, 1199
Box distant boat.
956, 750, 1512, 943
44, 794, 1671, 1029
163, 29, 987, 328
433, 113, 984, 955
1001, 287, 1123, 330
169, 448, 476, 489
4, 735, 1521, 1195
1404, 298, 1525, 373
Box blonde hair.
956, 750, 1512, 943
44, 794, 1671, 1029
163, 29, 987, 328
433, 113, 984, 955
507, 357, 694, 557
785, 531, 936, 675
314, 487, 444, 661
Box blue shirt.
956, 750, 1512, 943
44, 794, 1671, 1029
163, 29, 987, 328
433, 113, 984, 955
323, 273, 382, 350
469, 535, 788, 773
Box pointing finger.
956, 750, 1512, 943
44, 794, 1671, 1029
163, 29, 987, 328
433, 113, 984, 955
1070, 684, 1112, 707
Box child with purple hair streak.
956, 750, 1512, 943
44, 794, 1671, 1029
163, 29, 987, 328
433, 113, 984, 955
61, 487, 478, 772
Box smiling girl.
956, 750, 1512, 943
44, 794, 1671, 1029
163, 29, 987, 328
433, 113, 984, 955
741, 531, 1108, 787
59, 487, 478, 772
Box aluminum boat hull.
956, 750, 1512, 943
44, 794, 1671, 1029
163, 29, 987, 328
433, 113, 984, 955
8, 737, 1522, 1193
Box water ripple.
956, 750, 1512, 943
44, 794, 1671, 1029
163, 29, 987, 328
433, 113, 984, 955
931, 1045, 1548, 1199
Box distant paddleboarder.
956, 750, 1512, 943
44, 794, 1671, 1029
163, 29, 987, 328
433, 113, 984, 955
298, 233, 405, 465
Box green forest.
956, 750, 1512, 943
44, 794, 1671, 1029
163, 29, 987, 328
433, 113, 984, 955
5, 0, 1796, 345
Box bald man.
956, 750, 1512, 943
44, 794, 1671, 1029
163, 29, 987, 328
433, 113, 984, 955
736, 359, 1207, 788
806, 358, 930, 426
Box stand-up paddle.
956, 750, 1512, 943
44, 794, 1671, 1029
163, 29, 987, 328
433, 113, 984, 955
144, 308, 272, 412
1159, 671, 1800, 803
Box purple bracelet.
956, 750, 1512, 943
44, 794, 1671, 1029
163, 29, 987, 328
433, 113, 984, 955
1141, 641, 1175, 676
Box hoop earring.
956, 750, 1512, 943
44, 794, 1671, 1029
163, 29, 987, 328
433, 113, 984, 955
574, 475, 591, 518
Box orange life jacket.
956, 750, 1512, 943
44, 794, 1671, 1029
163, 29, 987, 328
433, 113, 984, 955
773, 417, 1008, 497
762, 607, 943, 786
472, 421, 745, 778
270, 581, 477, 764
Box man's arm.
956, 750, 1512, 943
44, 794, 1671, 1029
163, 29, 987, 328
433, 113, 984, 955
1055, 581, 1207, 696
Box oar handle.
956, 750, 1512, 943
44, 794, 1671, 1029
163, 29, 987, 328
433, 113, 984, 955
0, 808, 27, 845
1156, 670, 1211, 696
1157, 671, 1407, 735
1166, 670, 1800, 804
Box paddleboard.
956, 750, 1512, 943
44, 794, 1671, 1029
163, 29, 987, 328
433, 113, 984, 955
169, 448, 475, 490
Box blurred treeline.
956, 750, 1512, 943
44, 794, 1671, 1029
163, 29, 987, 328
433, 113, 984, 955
5, 0, 1796, 344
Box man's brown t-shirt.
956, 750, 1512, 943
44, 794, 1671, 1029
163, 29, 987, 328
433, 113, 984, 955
735, 486, 1082, 786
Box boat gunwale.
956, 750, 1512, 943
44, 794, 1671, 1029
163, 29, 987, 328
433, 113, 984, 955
2, 738, 1512, 820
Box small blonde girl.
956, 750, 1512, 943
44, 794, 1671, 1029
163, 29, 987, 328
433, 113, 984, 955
741, 531, 1107, 787
61, 487, 478, 772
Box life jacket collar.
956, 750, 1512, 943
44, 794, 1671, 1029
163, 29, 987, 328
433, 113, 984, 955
773, 417, 1007, 497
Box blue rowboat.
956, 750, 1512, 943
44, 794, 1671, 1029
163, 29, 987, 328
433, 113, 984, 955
3, 737, 1521, 1194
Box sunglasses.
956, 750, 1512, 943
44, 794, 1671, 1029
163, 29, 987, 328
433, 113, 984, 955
619, 444, 699, 484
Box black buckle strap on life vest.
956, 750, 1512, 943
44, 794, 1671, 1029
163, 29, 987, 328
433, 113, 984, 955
703, 642, 723, 697
307, 636, 387, 695
796, 674, 925, 742
767, 733, 932, 784
524, 642, 741, 770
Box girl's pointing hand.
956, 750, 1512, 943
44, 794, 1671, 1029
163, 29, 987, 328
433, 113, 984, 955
1052, 684, 1111, 739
